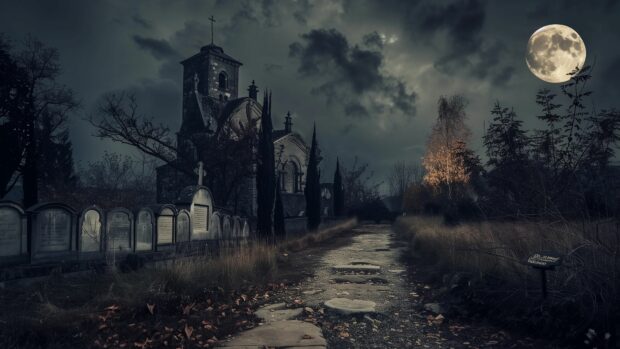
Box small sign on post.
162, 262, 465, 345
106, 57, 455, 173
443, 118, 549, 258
526, 251, 563, 300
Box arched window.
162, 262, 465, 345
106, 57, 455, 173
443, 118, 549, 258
284, 161, 299, 193
218, 71, 228, 90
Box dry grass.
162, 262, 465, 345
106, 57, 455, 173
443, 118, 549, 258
394, 215, 620, 332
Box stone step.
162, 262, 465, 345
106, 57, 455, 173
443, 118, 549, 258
324, 298, 377, 315
254, 303, 303, 323
332, 264, 381, 273
218, 320, 326, 348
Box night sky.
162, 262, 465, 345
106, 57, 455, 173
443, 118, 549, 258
1, 0, 619, 192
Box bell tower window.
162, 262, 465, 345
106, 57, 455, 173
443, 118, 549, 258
218, 71, 228, 90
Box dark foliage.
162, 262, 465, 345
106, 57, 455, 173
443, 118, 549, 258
481, 66, 620, 218
274, 185, 285, 240
0, 35, 78, 206
304, 124, 321, 231
332, 158, 345, 216
256, 92, 276, 239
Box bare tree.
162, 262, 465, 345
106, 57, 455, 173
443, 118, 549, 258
87, 92, 259, 210
387, 161, 423, 198
0, 35, 79, 205
341, 157, 380, 212
75, 151, 156, 209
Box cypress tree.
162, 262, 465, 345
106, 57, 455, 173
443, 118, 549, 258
256, 92, 275, 240
305, 124, 321, 231
333, 157, 345, 216
274, 181, 286, 240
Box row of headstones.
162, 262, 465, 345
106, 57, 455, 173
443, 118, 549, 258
0, 200, 250, 266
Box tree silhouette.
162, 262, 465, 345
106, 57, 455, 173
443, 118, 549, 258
305, 124, 321, 231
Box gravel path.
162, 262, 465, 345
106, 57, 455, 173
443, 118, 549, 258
267, 224, 557, 348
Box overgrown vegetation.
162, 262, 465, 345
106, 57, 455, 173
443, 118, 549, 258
395, 215, 620, 344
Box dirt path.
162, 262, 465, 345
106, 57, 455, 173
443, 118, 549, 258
261, 224, 558, 349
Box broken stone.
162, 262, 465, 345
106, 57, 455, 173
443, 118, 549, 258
255, 303, 303, 322
324, 298, 377, 315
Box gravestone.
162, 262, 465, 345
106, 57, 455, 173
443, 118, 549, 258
222, 215, 232, 248
176, 186, 214, 241
176, 209, 191, 243
232, 216, 241, 247
28, 203, 77, 261
152, 205, 176, 250
135, 208, 154, 252
106, 208, 133, 252
190, 188, 212, 240
79, 206, 103, 255
241, 219, 250, 247
0, 201, 27, 264
211, 211, 222, 238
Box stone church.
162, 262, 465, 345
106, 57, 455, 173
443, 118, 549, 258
156, 43, 309, 217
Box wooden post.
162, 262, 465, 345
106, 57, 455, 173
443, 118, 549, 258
540, 268, 548, 300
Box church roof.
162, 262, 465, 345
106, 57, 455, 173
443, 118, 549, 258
181, 44, 243, 66
272, 129, 289, 141
218, 97, 252, 122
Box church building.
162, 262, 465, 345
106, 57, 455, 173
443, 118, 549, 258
156, 42, 310, 218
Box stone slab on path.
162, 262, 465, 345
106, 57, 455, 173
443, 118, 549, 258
218, 320, 326, 348
324, 298, 377, 315
332, 275, 389, 284
254, 303, 303, 323
349, 259, 381, 266
332, 264, 381, 273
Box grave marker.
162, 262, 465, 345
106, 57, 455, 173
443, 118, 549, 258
176, 209, 191, 243
135, 208, 154, 251
0, 201, 27, 264
190, 188, 213, 240
79, 206, 103, 254
106, 208, 133, 252
28, 203, 77, 261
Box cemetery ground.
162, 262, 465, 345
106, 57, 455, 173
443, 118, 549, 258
0, 218, 603, 348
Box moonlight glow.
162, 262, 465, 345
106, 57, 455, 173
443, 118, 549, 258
526, 24, 586, 83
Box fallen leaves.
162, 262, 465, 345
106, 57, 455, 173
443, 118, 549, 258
184, 324, 194, 339
146, 303, 155, 315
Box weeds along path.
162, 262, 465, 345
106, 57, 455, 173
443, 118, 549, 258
258, 224, 557, 349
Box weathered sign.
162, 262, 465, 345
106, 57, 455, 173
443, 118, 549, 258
527, 252, 562, 269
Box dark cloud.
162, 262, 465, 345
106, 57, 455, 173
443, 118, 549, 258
131, 14, 152, 29
133, 35, 178, 60
416, 0, 486, 55
289, 28, 416, 118
362, 31, 384, 50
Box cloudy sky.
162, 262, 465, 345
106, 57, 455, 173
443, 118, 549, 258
1, 0, 619, 192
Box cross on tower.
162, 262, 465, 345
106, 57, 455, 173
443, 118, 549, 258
208, 15, 216, 44
194, 161, 206, 186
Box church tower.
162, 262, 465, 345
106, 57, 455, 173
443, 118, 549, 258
179, 44, 243, 136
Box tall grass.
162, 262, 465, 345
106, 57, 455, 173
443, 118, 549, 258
394, 215, 620, 335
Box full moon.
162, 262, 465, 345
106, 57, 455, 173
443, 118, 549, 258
526, 24, 586, 83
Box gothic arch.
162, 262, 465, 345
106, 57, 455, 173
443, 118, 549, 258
218, 71, 228, 90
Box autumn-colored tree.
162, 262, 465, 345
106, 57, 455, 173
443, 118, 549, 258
422, 95, 475, 200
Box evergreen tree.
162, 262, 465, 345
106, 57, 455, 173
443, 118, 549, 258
333, 158, 345, 216
274, 182, 286, 239
256, 92, 275, 240
39, 127, 78, 201
305, 124, 321, 231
